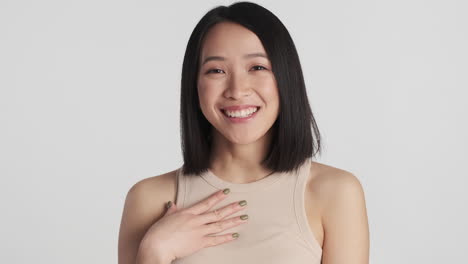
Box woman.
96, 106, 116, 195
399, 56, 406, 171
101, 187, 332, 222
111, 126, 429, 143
118, 2, 369, 264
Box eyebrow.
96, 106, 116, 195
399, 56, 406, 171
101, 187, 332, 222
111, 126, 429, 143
201, 52, 268, 65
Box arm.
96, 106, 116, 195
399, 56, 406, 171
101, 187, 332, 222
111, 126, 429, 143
135, 239, 172, 264
321, 172, 370, 264
118, 173, 176, 264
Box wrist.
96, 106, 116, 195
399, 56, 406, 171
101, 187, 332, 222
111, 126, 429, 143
136, 239, 172, 264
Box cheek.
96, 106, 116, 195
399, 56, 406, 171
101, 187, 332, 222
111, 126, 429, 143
198, 82, 222, 111
258, 80, 279, 103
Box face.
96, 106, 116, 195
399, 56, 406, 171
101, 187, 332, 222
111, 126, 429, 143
197, 22, 280, 145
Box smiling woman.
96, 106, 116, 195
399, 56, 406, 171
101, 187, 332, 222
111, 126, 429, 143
118, 2, 369, 264
197, 21, 280, 146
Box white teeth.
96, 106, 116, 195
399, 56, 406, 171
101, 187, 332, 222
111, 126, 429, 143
224, 107, 258, 118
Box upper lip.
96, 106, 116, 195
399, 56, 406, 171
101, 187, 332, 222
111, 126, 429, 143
221, 105, 260, 111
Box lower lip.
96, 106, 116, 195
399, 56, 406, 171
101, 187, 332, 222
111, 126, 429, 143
221, 107, 260, 123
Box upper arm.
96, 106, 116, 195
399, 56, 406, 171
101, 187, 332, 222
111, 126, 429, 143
118, 174, 175, 264
321, 172, 370, 264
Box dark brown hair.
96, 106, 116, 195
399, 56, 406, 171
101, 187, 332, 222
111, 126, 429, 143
180, 1, 322, 176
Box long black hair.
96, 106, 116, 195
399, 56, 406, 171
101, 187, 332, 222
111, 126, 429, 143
180, 1, 321, 176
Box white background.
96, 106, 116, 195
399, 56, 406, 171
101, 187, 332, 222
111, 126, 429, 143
1, 0, 466, 263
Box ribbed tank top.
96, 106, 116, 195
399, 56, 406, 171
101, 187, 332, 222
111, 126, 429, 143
173, 158, 322, 264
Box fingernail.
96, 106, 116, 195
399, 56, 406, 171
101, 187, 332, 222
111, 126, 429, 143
232, 233, 239, 238
165, 201, 172, 209
238, 200, 247, 207
240, 214, 248, 220
223, 188, 230, 195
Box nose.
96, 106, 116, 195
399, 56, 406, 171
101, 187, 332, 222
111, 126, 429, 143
223, 72, 252, 100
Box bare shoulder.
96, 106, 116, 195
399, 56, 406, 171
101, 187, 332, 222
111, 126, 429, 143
131, 169, 179, 205
308, 161, 365, 200
308, 161, 370, 263
308, 161, 367, 219
117, 169, 179, 264
125, 168, 179, 224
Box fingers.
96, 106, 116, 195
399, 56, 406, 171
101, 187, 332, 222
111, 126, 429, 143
164, 201, 178, 215
184, 189, 229, 215
194, 199, 247, 226
201, 213, 248, 248
203, 232, 240, 248
201, 214, 248, 235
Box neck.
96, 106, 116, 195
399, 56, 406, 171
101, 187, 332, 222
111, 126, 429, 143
208, 127, 275, 184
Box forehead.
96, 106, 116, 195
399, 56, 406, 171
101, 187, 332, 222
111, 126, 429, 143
199, 22, 267, 59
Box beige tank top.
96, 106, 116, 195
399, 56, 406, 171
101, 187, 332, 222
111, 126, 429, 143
173, 158, 322, 264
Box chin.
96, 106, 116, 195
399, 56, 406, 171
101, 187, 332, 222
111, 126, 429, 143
223, 131, 266, 145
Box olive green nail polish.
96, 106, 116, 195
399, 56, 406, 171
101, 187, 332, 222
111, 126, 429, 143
232, 233, 239, 238
223, 188, 230, 195
240, 214, 248, 220
238, 200, 247, 206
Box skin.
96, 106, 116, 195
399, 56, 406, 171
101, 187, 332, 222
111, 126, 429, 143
118, 21, 369, 264
197, 21, 280, 183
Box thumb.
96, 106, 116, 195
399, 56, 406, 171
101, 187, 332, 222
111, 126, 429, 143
165, 201, 178, 215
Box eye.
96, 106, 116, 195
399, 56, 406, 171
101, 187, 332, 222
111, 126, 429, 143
251, 65, 267, 71
206, 68, 225, 74
205, 65, 267, 74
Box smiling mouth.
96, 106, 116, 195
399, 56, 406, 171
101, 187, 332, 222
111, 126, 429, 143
220, 106, 261, 118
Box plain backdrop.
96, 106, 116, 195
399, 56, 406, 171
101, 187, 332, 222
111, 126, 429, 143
1, 0, 467, 263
